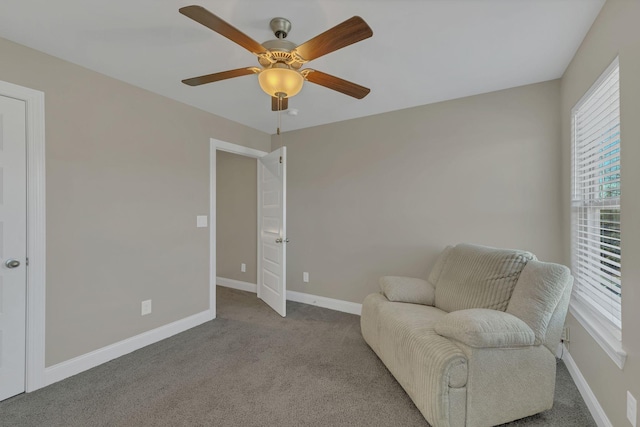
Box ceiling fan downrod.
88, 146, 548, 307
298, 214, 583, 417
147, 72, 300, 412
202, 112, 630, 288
270, 17, 291, 39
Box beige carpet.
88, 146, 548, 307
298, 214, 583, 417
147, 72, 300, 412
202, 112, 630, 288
0, 287, 595, 426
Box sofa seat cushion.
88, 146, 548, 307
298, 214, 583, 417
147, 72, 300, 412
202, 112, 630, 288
434, 243, 536, 313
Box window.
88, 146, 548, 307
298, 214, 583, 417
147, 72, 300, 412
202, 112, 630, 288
571, 57, 625, 368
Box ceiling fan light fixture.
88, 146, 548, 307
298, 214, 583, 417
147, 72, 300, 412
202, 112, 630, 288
258, 63, 304, 98
180, 7, 373, 105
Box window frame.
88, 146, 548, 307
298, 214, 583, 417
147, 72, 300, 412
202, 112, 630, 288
569, 56, 626, 369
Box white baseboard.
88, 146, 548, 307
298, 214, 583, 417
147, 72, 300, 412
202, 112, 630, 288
216, 277, 362, 315
561, 344, 613, 427
41, 281, 359, 388
216, 277, 257, 293
44, 309, 214, 387
286, 290, 362, 315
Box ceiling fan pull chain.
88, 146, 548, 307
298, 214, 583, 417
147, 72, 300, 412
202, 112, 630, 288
277, 96, 284, 148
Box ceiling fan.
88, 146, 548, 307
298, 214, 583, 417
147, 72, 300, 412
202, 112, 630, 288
179, 5, 373, 111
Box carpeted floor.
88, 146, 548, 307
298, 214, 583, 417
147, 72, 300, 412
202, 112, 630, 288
1, 287, 595, 427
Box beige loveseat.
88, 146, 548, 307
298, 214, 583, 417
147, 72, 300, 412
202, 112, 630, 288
361, 243, 573, 427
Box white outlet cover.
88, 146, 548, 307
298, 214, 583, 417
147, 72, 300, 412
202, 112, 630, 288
303, 272, 309, 283
196, 215, 208, 228
141, 299, 152, 316
628, 391, 638, 427
241, 263, 246, 272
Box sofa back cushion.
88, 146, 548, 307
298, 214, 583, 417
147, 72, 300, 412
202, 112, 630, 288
506, 260, 573, 345
433, 244, 536, 313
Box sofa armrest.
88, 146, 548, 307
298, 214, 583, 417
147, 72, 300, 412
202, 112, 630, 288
434, 309, 536, 348
379, 276, 435, 305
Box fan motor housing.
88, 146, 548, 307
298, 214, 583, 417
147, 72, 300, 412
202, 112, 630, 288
259, 39, 303, 69
262, 39, 296, 52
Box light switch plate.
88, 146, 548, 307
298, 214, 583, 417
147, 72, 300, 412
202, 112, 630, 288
241, 263, 246, 273
303, 272, 309, 283
196, 215, 208, 228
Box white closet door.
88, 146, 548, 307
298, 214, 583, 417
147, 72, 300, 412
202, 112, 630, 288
0, 95, 27, 401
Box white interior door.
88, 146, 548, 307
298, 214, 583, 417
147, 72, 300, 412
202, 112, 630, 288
257, 147, 287, 317
0, 95, 27, 401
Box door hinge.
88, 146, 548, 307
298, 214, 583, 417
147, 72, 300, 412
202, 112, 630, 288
26, 257, 29, 266
279, 156, 282, 164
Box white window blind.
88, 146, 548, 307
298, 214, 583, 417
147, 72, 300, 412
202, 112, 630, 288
571, 58, 621, 329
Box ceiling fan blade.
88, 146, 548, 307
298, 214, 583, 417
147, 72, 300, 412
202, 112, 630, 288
272, 97, 289, 111
179, 5, 267, 55
293, 16, 372, 61
182, 67, 257, 86
304, 70, 370, 99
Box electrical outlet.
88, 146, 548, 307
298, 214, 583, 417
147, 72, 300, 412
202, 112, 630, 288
241, 263, 246, 273
141, 300, 152, 316
561, 326, 570, 343
196, 215, 208, 228
628, 391, 637, 427
303, 272, 309, 283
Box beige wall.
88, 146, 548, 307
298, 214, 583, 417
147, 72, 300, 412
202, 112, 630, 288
0, 37, 270, 366
560, 0, 640, 425
274, 80, 562, 304
216, 151, 257, 284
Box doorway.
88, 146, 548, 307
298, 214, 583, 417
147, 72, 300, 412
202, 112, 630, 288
210, 139, 288, 318
216, 150, 258, 290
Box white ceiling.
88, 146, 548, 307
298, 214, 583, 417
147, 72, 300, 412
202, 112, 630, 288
0, 0, 604, 134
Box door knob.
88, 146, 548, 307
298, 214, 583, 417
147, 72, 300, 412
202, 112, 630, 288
4, 259, 20, 269
275, 238, 290, 243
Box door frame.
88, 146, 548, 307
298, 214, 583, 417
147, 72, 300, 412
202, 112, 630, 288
0, 80, 46, 392
209, 138, 268, 317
